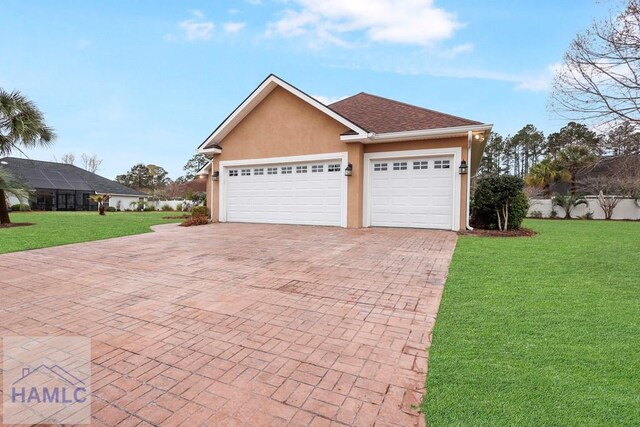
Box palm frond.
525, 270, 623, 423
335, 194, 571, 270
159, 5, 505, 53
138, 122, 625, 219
0, 167, 33, 203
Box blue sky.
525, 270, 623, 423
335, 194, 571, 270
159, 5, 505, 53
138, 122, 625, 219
0, 0, 611, 179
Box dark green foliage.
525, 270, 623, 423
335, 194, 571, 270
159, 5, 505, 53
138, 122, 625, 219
160, 204, 174, 211
106, 206, 117, 212
472, 175, 529, 230
191, 205, 208, 217
10, 203, 30, 211
143, 205, 155, 212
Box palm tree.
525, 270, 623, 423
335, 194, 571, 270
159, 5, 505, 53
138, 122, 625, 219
552, 193, 588, 219
0, 89, 56, 224
525, 159, 570, 197
90, 194, 110, 215
0, 168, 32, 219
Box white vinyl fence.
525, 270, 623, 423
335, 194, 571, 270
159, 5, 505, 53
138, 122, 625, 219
528, 198, 640, 220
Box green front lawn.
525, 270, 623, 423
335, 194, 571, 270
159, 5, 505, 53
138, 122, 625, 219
0, 211, 183, 254
424, 220, 639, 426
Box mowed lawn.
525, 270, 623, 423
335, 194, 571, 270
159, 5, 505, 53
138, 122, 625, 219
424, 220, 639, 426
0, 211, 183, 254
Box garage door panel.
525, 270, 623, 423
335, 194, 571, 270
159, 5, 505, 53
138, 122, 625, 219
370, 156, 454, 229
226, 160, 343, 226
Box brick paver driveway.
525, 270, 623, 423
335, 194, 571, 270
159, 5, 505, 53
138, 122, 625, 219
0, 223, 457, 426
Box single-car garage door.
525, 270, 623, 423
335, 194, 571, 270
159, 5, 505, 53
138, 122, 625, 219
225, 160, 344, 226
370, 156, 454, 229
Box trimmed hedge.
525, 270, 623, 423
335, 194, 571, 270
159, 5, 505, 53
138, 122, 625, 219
472, 175, 529, 230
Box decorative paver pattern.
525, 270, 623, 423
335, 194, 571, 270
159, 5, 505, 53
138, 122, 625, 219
0, 223, 456, 426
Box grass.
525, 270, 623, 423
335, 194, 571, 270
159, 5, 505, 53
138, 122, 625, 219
423, 219, 639, 426
0, 211, 183, 254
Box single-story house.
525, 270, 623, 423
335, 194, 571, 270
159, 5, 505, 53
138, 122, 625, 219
1, 157, 147, 211
197, 74, 492, 230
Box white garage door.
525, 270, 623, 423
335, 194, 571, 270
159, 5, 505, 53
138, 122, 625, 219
370, 156, 454, 229
225, 160, 343, 226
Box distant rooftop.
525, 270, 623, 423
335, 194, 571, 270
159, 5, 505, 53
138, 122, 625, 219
0, 157, 147, 196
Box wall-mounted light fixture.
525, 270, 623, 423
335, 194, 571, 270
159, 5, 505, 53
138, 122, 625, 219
459, 160, 468, 175
344, 163, 353, 177
212, 171, 219, 181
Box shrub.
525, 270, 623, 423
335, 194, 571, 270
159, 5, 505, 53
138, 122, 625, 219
106, 206, 117, 212
176, 202, 183, 212
472, 175, 529, 230
550, 209, 559, 218
143, 205, 156, 212
160, 204, 174, 211
181, 215, 209, 227
580, 211, 595, 220
10, 203, 30, 211
191, 205, 208, 218
529, 210, 543, 218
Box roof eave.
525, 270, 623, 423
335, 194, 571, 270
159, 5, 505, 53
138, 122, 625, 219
198, 74, 368, 150
341, 124, 493, 143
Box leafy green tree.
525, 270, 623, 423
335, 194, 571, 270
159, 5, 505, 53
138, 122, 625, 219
605, 122, 640, 155
547, 122, 601, 158
0, 89, 56, 224
478, 132, 506, 176
510, 124, 546, 176
0, 168, 32, 219
183, 154, 209, 180
116, 163, 170, 191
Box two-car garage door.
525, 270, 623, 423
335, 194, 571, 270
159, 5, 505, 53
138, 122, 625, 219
225, 160, 344, 226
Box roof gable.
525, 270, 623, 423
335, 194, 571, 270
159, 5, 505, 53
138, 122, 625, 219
329, 92, 482, 134
198, 74, 367, 150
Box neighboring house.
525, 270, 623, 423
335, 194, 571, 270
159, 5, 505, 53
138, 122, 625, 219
197, 74, 492, 230
1, 157, 147, 211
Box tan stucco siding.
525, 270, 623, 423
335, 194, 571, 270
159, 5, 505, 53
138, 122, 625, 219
210, 86, 364, 227
363, 137, 469, 230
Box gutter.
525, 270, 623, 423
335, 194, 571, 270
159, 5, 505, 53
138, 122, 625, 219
341, 124, 493, 143
466, 131, 473, 230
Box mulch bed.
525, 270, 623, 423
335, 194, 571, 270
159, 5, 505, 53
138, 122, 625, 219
458, 228, 537, 238
163, 215, 191, 219
0, 222, 35, 229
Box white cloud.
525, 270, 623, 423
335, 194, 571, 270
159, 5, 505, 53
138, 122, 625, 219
439, 43, 473, 59
178, 11, 215, 41
515, 63, 562, 92
223, 22, 246, 34
311, 94, 347, 105
266, 0, 462, 46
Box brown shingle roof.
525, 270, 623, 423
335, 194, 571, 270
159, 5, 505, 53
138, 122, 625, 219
329, 92, 482, 134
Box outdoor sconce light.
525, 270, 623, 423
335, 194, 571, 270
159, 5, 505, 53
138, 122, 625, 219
459, 160, 468, 175
344, 163, 353, 176
212, 171, 219, 181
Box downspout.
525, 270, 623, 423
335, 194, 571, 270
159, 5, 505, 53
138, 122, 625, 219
466, 131, 473, 230
210, 159, 214, 222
